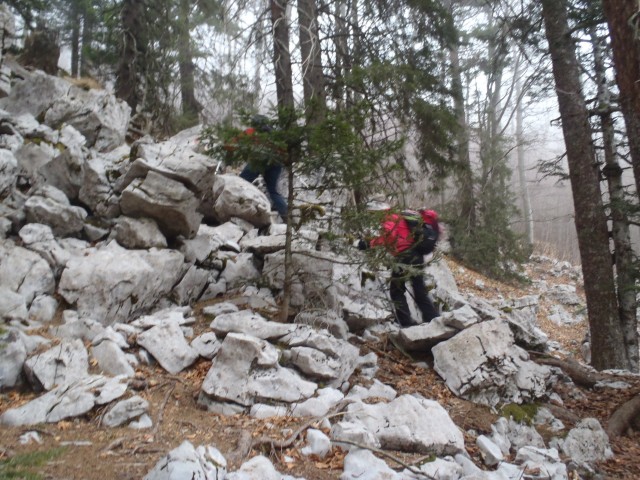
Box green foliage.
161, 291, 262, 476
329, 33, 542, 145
500, 403, 539, 425
445, 141, 530, 282
447, 211, 529, 281
0, 447, 66, 480
4, 0, 48, 27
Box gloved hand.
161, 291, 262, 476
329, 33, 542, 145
357, 239, 368, 251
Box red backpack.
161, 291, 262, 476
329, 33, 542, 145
402, 209, 439, 255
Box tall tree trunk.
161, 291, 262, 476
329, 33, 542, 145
271, 0, 295, 323
271, 0, 294, 112
601, 1, 640, 200
542, 0, 630, 371
591, 27, 639, 372
115, 0, 147, 113
80, 6, 94, 77
515, 65, 534, 247
70, 1, 80, 77
178, 0, 201, 123
333, 0, 349, 111
449, 42, 476, 231
297, 0, 326, 124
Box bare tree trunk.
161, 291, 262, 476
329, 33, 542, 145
70, 2, 80, 77
542, 0, 630, 371
333, 0, 349, 111
80, 7, 94, 77
591, 27, 639, 372
271, 0, 295, 323
515, 74, 533, 247
449, 40, 476, 231
513, 50, 534, 247
601, 1, 640, 199
271, 0, 294, 112
115, 0, 147, 113
178, 0, 201, 123
297, 0, 326, 124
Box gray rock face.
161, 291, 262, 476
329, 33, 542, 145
120, 171, 203, 239
200, 332, 317, 408
210, 310, 297, 340
15, 140, 56, 183
113, 216, 167, 249
211, 174, 272, 227
43, 85, 131, 152
224, 455, 298, 480
191, 332, 221, 360
0, 375, 128, 426
143, 440, 227, 480
117, 137, 218, 216
136, 321, 198, 374
0, 69, 71, 119
432, 319, 552, 407
0, 330, 26, 388
394, 316, 458, 351
0, 148, 17, 195
514, 447, 567, 479
92, 340, 135, 377
24, 185, 88, 237
343, 395, 465, 456
102, 395, 149, 427
23, 339, 89, 391
560, 418, 613, 467
19, 223, 75, 277
39, 126, 87, 200
281, 326, 361, 388
341, 449, 401, 480
58, 241, 185, 325
79, 148, 127, 218
0, 286, 28, 322
0, 240, 55, 305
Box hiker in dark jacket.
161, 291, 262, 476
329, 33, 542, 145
359, 206, 440, 327
226, 115, 288, 219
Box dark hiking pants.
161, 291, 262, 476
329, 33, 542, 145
389, 251, 439, 327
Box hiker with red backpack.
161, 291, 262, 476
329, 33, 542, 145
358, 205, 441, 327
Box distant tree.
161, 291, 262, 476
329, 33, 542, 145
4, 0, 46, 28
441, 1, 529, 278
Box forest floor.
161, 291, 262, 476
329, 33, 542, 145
1, 256, 639, 480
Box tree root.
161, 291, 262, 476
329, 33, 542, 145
330, 439, 437, 479
529, 352, 609, 388
226, 399, 353, 467
152, 381, 176, 439
606, 393, 640, 439
541, 403, 581, 425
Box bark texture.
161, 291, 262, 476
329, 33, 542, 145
297, 0, 326, 124
601, 1, 640, 199
115, 0, 147, 112
541, 0, 630, 371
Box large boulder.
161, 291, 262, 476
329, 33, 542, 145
432, 319, 552, 407
0, 240, 55, 305
200, 332, 317, 408
58, 241, 186, 325
43, 85, 131, 152
116, 136, 218, 218
24, 185, 87, 237
210, 174, 272, 227
120, 171, 202, 240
